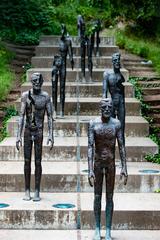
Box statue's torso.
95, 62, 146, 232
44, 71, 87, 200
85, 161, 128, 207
93, 118, 117, 166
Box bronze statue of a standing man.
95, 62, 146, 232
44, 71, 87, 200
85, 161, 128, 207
58, 24, 74, 117
103, 53, 125, 144
88, 98, 128, 240
77, 15, 93, 81
16, 73, 54, 201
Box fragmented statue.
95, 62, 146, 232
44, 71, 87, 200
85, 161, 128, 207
88, 98, 128, 240
90, 19, 101, 57
103, 52, 126, 144
77, 15, 93, 81
16, 73, 54, 201
58, 24, 74, 117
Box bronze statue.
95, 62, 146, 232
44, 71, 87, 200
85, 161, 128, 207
103, 53, 126, 144
51, 54, 63, 117
16, 73, 54, 201
90, 19, 101, 57
77, 15, 93, 81
88, 98, 128, 240
58, 24, 74, 117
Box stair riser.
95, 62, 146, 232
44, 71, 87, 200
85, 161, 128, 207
27, 69, 129, 82
0, 210, 159, 230
7, 121, 149, 138
0, 145, 157, 162
21, 84, 134, 98
35, 46, 119, 57
32, 57, 113, 68
14, 101, 140, 116
39, 36, 115, 46
0, 174, 159, 193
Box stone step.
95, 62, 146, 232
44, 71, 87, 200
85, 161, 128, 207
21, 82, 134, 98
35, 45, 119, 57
129, 71, 159, 78
7, 116, 149, 138
14, 97, 140, 116
39, 35, 115, 46
27, 68, 129, 82
139, 80, 160, 88
142, 87, 160, 95
0, 137, 158, 162
0, 230, 160, 240
0, 192, 159, 230
31, 56, 114, 68
0, 161, 159, 193
143, 94, 160, 104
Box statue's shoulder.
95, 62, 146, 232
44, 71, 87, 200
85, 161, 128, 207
103, 68, 113, 78
89, 117, 101, 126
111, 117, 121, 129
21, 91, 29, 101
41, 91, 51, 101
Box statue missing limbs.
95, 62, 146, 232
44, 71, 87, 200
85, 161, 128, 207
57, 24, 74, 117
16, 73, 54, 201
103, 52, 126, 144
77, 15, 93, 81
90, 19, 101, 57
88, 98, 128, 240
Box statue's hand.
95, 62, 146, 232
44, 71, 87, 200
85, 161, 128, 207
120, 167, 128, 185
47, 136, 54, 150
88, 170, 95, 187
16, 138, 22, 151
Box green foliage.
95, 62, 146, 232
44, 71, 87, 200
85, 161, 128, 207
0, 43, 15, 101
0, 0, 57, 45
116, 30, 160, 74
0, 106, 18, 142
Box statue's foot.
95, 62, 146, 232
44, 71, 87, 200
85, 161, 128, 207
23, 190, 31, 201
105, 232, 112, 240
59, 111, 64, 118
33, 191, 41, 202
93, 230, 101, 240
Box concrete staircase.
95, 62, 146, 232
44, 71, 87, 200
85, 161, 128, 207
0, 35, 160, 239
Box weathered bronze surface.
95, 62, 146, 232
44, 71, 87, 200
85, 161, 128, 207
88, 98, 128, 240
16, 73, 54, 201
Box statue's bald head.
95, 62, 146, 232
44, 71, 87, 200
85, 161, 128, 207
100, 98, 112, 108
112, 52, 120, 61
31, 72, 43, 90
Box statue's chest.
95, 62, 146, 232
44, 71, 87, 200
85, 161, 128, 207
59, 41, 68, 52
27, 95, 46, 111
108, 73, 122, 87
94, 124, 116, 140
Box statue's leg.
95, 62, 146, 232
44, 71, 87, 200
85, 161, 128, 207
23, 129, 32, 201
60, 63, 66, 117
117, 100, 125, 145
81, 42, 86, 80
105, 165, 115, 240
93, 165, 104, 240
96, 32, 100, 57
33, 132, 43, 201
52, 73, 58, 115
87, 41, 93, 81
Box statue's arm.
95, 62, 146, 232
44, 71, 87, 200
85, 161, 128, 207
102, 71, 109, 98
88, 120, 95, 186
116, 121, 128, 185
16, 93, 27, 150
68, 39, 74, 69
46, 95, 54, 149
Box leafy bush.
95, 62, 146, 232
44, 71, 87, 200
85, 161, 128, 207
0, 44, 15, 101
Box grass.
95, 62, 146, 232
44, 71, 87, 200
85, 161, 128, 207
115, 29, 160, 75
0, 43, 15, 101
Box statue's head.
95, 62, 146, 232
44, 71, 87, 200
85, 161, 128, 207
53, 54, 62, 68
31, 72, 43, 91
112, 52, 121, 70
100, 98, 113, 119
61, 24, 67, 37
